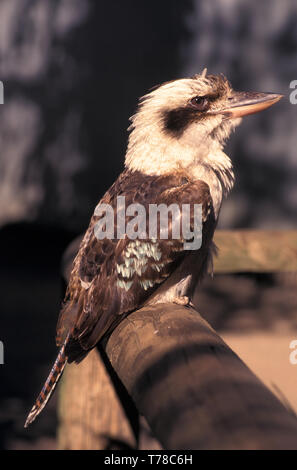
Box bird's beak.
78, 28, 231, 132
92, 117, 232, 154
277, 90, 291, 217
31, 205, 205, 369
218, 91, 283, 119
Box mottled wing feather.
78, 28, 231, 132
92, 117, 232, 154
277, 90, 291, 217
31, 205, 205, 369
56, 169, 215, 362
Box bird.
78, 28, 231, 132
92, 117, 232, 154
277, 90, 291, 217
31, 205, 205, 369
24, 69, 282, 427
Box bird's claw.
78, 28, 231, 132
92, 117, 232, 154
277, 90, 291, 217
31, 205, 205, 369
172, 296, 193, 307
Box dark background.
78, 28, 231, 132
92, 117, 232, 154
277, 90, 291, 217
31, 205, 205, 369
0, 0, 296, 449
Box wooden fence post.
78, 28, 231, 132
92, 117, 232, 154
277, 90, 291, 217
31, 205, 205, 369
58, 236, 138, 450
58, 348, 136, 450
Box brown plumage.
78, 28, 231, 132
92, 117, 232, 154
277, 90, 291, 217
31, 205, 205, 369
24, 335, 68, 428
58, 169, 215, 361
25, 70, 282, 427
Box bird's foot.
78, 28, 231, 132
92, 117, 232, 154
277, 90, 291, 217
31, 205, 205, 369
172, 296, 194, 307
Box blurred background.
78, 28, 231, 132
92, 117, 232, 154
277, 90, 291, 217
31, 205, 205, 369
0, 0, 296, 450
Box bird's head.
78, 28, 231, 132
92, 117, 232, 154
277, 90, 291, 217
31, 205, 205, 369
125, 70, 283, 176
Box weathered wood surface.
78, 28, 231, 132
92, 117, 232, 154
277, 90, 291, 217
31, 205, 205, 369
214, 230, 297, 273
58, 348, 136, 450
104, 303, 297, 450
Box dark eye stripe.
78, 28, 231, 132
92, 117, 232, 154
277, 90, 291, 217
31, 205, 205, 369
162, 90, 222, 138
163, 107, 204, 137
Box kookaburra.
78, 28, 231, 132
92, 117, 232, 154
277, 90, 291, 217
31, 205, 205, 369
25, 69, 282, 427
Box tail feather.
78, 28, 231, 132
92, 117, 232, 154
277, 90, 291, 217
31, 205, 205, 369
24, 339, 68, 428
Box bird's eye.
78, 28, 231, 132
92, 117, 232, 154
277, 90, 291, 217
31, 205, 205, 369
190, 96, 209, 111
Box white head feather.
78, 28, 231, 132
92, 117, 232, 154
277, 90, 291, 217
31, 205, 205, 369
125, 71, 241, 216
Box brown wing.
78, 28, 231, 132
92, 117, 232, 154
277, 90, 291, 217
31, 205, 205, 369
57, 169, 215, 362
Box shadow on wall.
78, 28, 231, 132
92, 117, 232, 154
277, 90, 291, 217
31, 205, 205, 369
0, 0, 194, 234
184, 0, 297, 229
0, 1, 296, 234
1, 0, 296, 233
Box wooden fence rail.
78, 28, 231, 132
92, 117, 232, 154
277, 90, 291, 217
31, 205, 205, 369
103, 302, 297, 450
214, 230, 297, 273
